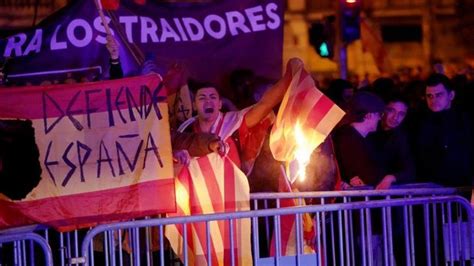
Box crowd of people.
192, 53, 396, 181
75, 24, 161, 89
329, 72, 473, 193
164, 61, 474, 194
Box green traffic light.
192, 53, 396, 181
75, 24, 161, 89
319, 42, 329, 57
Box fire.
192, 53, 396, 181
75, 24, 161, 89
293, 122, 314, 182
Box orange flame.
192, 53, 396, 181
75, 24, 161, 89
293, 122, 313, 182
289, 121, 327, 183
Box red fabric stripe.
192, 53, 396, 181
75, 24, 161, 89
173, 166, 218, 265
196, 156, 224, 211
134, 0, 146, 4
194, 157, 228, 261
223, 158, 237, 265
101, 0, 119, 10
0, 74, 164, 119
0, 178, 175, 232
186, 166, 220, 266
288, 89, 310, 125
279, 69, 310, 124
303, 95, 334, 129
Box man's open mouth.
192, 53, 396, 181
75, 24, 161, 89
204, 107, 214, 114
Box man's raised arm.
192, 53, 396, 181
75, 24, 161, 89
244, 58, 302, 128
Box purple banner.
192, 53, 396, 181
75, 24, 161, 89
0, 0, 284, 87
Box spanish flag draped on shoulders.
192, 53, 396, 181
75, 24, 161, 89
177, 107, 272, 175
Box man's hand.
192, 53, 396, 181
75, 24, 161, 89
173, 150, 191, 166
140, 60, 160, 75
349, 176, 365, 186
244, 58, 300, 128
341, 181, 351, 190
105, 34, 119, 60
208, 139, 228, 156
375, 175, 396, 190
163, 63, 188, 94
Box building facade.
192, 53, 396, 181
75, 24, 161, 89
284, 0, 474, 81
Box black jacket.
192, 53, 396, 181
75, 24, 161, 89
333, 125, 384, 186
413, 108, 474, 187
369, 127, 416, 184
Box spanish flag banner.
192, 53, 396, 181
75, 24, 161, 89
0, 74, 175, 231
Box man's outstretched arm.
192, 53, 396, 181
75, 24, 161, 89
244, 58, 302, 128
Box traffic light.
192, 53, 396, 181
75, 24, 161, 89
308, 17, 335, 59
340, 0, 361, 43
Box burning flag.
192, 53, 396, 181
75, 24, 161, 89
270, 58, 345, 183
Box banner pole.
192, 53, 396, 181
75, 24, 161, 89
93, 0, 113, 36
280, 164, 291, 186
92, 0, 144, 66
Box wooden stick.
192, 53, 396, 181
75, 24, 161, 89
93, 0, 113, 36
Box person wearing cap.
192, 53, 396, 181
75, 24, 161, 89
333, 91, 386, 187
332, 91, 390, 266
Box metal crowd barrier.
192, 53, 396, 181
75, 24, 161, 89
0, 186, 472, 266
250, 185, 473, 266
250, 183, 460, 207
75, 195, 472, 266
0, 225, 53, 266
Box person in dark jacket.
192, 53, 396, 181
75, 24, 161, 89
411, 73, 473, 266
333, 91, 386, 187
413, 73, 473, 188
369, 95, 415, 188
333, 91, 389, 266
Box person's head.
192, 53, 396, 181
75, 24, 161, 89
372, 77, 396, 102
382, 96, 409, 130
226, 69, 256, 109
190, 81, 222, 122
326, 79, 354, 106
425, 73, 454, 112
347, 91, 385, 134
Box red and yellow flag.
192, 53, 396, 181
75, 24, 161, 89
270, 59, 345, 182
166, 153, 252, 266
0, 74, 175, 231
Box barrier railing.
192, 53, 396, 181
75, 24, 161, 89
0, 225, 53, 266
76, 195, 473, 266
0, 185, 471, 266
250, 183, 460, 204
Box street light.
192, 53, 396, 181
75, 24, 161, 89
340, 0, 361, 43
